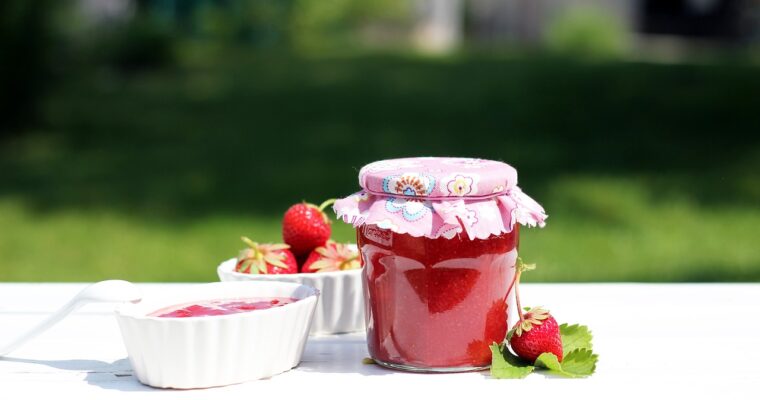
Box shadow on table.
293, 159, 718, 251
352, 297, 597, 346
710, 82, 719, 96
297, 335, 393, 376
299, 334, 525, 379
0, 356, 151, 391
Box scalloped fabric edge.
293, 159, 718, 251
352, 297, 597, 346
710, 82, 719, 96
333, 186, 547, 240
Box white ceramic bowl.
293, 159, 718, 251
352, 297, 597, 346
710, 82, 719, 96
115, 281, 318, 389
217, 258, 365, 335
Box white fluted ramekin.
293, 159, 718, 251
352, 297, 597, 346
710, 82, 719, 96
217, 258, 364, 335
115, 281, 318, 389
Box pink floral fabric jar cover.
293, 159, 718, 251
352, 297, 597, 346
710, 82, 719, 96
334, 157, 547, 239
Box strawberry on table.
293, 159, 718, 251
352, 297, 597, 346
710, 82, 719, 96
508, 306, 563, 363
505, 259, 563, 362
282, 199, 335, 260
301, 241, 360, 273
491, 258, 598, 379
236, 237, 298, 274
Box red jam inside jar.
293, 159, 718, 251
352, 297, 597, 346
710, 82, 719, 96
334, 157, 547, 372
358, 224, 518, 371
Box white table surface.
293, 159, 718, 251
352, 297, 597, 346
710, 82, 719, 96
1, 283, 758, 399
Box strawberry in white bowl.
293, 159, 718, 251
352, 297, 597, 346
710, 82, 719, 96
217, 200, 365, 335
301, 241, 360, 273
236, 237, 298, 275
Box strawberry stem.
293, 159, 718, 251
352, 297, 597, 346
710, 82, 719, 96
506, 266, 520, 319
318, 198, 336, 212
514, 267, 524, 322
241, 236, 258, 249
512, 257, 535, 323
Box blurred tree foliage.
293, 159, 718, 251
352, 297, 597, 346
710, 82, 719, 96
191, 0, 293, 44
0, 0, 411, 134
288, 0, 410, 52
2, 0, 755, 136
93, 19, 175, 72
544, 7, 630, 59
187, 0, 410, 50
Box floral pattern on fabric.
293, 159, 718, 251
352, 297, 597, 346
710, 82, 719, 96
434, 224, 462, 239
444, 174, 479, 197
334, 188, 546, 240
385, 197, 432, 222
359, 157, 517, 198
463, 208, 478, 227
382, 173, 436, 197
376, 218, 400, 231
334, 157, 547, 239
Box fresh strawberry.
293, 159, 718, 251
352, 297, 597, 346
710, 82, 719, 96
282, 199, 335, 260
301, 241, 360, 273
508, 306, 563, 363
235, 237, 298, 274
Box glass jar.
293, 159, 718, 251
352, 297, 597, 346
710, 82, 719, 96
333, 157, 546, 372
358, 225, 519, 371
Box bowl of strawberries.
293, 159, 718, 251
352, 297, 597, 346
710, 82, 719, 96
217, 200, 364, 335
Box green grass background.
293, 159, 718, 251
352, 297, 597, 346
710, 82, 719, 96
1, 48, 759, 282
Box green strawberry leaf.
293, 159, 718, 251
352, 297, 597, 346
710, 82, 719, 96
559, 323, 593, 355
534, 349, 598, 378
560, 348, 598, 377
534, 352, 565, 375
489, 343, 534, 379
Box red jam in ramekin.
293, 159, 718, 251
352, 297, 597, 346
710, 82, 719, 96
150, 297, 297, 318
359, 225, 518, 370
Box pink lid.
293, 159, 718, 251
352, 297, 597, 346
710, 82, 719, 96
334, 157, 547, 240
359, 157, 518, 199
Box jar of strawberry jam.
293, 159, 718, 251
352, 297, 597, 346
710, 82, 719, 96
334, 157, 547, 372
